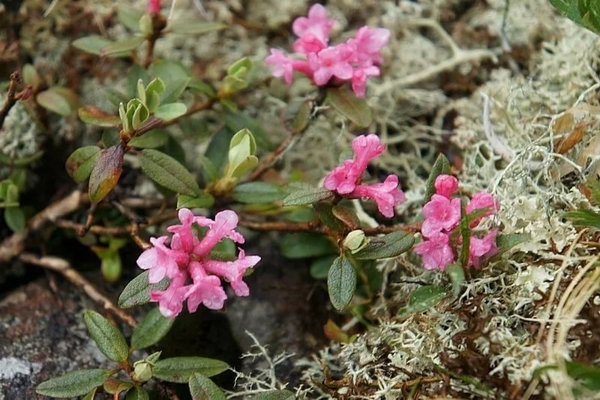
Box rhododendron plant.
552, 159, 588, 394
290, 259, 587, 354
265, 4, 390, 97
137, 208, 260, 318
324, 134, 405, 218
414, 174, 499, 270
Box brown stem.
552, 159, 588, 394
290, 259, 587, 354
19, 252, 138, 329
0, 71, 20, 129
238, 218, 419, 236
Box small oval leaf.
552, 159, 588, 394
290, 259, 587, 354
36, 369, 111, 398
354, 231, 415, 260
72, 35, 112, 55
188, 372, 227, 400
177, 193, 215, 209
232, 182, 287, 204
129, 130, 169, 149
397, 285, 448, 317
424, 154, 452, 201
88, 145, 124, 203
154, 102, 187, 121
118, 271, 169, 308
126, 386, 150, 400
283, 187, 334, 206
326, 86, 373, 127
280, 232, 337, 259
84, 310, 129, 363
131, 307, 174, 350
36, 87, 79, 116
139, 149, 201, 196
4, 207, 25, 233
327, 256, 357, 311
66, 146, 101, 183
153, 357, 229, 383
102, 36, 145, 55
251, 390, 296, 400
78, 105, 121, 127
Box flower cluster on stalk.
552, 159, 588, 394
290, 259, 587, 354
265, 4, 390, 97
413, 174, 499, 271
136, 208, 260, 318
324, 134, 405, 218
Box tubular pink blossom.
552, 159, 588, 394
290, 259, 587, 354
351, 175, 405, 218
136, 208, 260, 318
434, 175, 458, 198
413, 232, 454, 270
292, 4, 335, 47
421, 195, 461, 237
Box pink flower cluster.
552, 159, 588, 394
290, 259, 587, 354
136, 208, 260, 318
413, 175, 499, 271
265, 4, 390, 97
324, 134, 405, 218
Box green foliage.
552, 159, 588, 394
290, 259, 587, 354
565, 209, 600, 229
280, 232, 337, 259
188, 372, 227, 400
88, 145, 124, 204
251, 390, 296, 400
232, 182, 288, 204
353, 231, 415, 260
118, 271, 170, 308
283, 186, 334, 206
0, 179, 25, 232
139, 148, 201, 196
397, 286, 448, 317
327, 255, 357, 311
36, 86, 79, 116
326, 86, 373, 127
565, 360, 600, 391
152, 357, 229, 383
84, 310, 129, 363
131, 308, 174, 350
549, 0, 600, 34
36, 369, 111, 397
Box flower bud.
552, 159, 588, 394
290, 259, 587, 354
343, 230, 367, 254
132, 360, 153, 382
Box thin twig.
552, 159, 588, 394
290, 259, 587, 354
19, 252, 138, 329
0, 190, 84, 264
0, 71, 20, 129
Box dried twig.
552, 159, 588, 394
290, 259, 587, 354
19, 252, 138, 328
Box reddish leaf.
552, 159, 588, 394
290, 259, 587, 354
78, 105, 121, 127
88, 145, 124, 203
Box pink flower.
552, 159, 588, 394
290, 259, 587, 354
292, 4, 335, 49
413, 232, 455, 270
467, 230, 498, 268
351, 175, 405, 218
347, 27, 390, 66
136, 209, 260, 318
434, 175, 458, 198
466, 191, 499, 226
148, 0, 161, 14
421, 194, 461, 237
307, 45, 353, 85
265, 5, 389, 97
324, 134, 405, 218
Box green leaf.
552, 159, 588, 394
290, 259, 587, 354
102, 36, 145, 56
72, 35, 113, 55
139, 149, 201, 196
177, 192, 215, 209
205, 127, 235, 173
188, 372, 227, 400
169, 21, 227, 35
280, 232, 336, 259
66, 146, 101, 183
251, 390, 296, 400
313, 202, 346, 232
143, 78, 166, 111
82, 387, 98, 400
153, 357, 229, 383
224, 110, 273, 151
150, 59, 192, 88
126, 386, 150, 400
326, 86, 373, 128
397, 286, 448, 317
129, 130, 169, 149
78, 105, 121, 127
565, 360, 600, 390
102, 129, 121, 147
36, 87, 79, 116
84, 310, 129, 362
131, 307, 174, 350
22, 64, 42, 89
88, 145, 124, 203
161, 77, 190, 104
354, 231, 414, 260
36, 369, 111, 397
232, 182, 287, 204
424, 154, 452, 201
103, 378, 133, 395
117, 4, 143, 32
495, 233, 530, 254
188, 78, 215, 97
310, 255, 337, 280
283, 187, 334, 206
127, 65, 150, 98
0, 150, 43, 168
565, 209, 600, 230
332, 205, 360, 230
118, 271, 170, 308
154, 102, 187, 121
327, 256, 357, 311
98, 248, 122, 283
4, 207, 25, 233
446, 263, 465, 298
